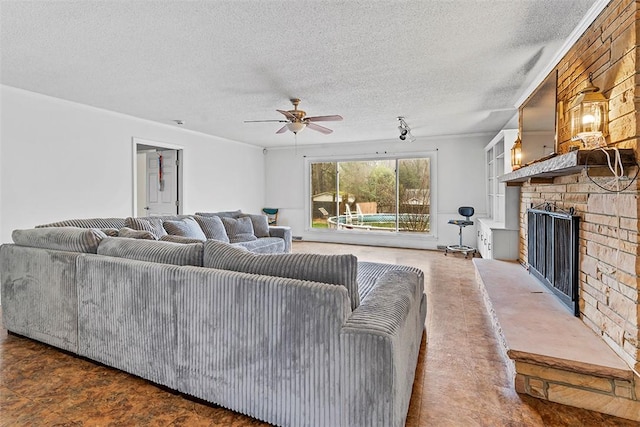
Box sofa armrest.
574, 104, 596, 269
268, 225, 292, 253
340, 269, 426, 427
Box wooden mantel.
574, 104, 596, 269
500, 148, 636, 183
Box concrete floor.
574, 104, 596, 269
1, 241, 637, 426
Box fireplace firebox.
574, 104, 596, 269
527, 203, 580, 316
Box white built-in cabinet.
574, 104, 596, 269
477, 130, 520, 260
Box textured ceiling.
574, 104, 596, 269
1, 0, 600, 148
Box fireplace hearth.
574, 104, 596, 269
527, 203, 580, 316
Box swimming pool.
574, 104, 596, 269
327, 213, 430, 231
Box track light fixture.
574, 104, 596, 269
397, 116, 415, 142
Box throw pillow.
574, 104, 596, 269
118, 227, 157, 240
163, 217, 207, 240
193, 215, 230, 242
241, 213, 270, 238
203, 240, 360, 310
125, 217, 168, 239
221, 216, 257, 243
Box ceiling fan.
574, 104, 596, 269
245, 98, 343, 135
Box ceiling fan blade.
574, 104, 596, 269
276, 125, 288, 134
244, 119, 288, 123
305, 115, 343, 122
277, 109, 297, 120
306, 122, 333, 134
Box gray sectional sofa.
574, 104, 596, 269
1, 219, 427, 426
36, 211, 292, 253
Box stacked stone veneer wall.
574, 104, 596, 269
518, 0, 640, 374
519, 176, 639, 374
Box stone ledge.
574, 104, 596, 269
500, 148, 636, 183
474, 258, 639, 421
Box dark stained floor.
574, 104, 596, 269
1, 242, 638, 426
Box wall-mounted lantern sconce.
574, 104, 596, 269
568, 74, 608, 147
511, 135, 522, 170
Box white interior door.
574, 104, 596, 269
145, 150, 179, 216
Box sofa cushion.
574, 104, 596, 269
118, 227, 157, 240
163, 217, 207, 240
195, 210, 243, 219
98, 237, 203, 266
221, 217, 257, 243
233, 237, 285, 254
241, 214, 270, 238
12, 227, 107, 254
35, 217, 127, 229
204, 241, 359, 310
125, 217, 168, 239
193, 215, 230, 242
160, 235, 209, 244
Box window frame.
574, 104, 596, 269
304, 151, 438, 244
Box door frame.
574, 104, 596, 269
132, 137, 184, 217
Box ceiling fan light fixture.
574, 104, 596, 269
286, 122, 306, 134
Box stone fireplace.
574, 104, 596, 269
510, 0, 640, 376
476, 0, 640, 420
526, 204, 580, 316
514, 168, 639, 372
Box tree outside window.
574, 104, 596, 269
310, 157, 430, 233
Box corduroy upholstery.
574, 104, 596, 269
125, 217, 169, 239
195, 210, 243, 219
98, 237, 204, 266
12, 227, 107, 253
204, 240, 360, 310
163, 217, 207, 240
193, 215, 230, 242
240, 213, 270, 238
0, 223, 425, 427
357, 261, 424, 301
221, 216, 257, 243
0, 244, 79, 352
77, 256, 180, 388
267, 226, 292, 253
36, 217, 127, 229
232, 237, 284, 254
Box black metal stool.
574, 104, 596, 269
445, 206, 477, 258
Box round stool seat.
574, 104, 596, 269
448, 219, 473, 226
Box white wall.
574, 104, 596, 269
0, 85, 265, 243
264, 134, 490, 250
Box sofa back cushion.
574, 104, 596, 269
195, 210, 243, 219
35, 217, 127, 229
163, 217, 206, 240
12, 227, 107, 253
98, 237, 203, 266
204, 240, 359, 310
193, 215, 229, 242
221, 217, 257, 243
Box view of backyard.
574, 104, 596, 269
310, 158, 431, 233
